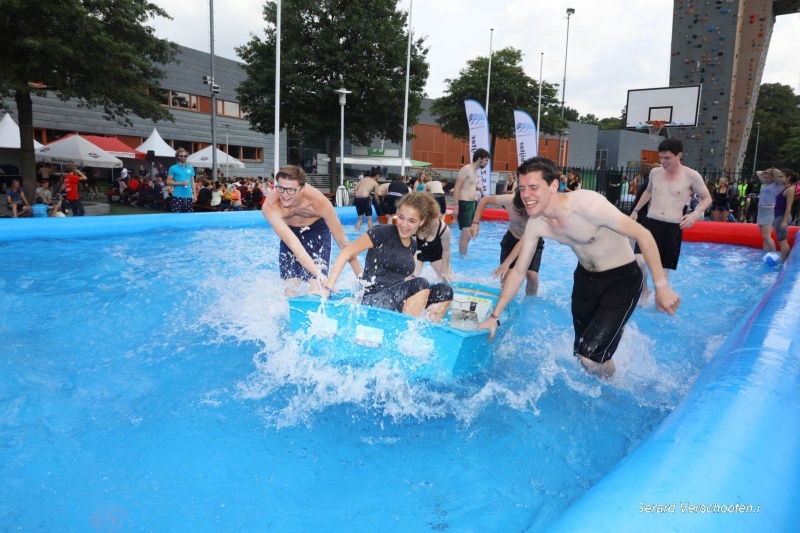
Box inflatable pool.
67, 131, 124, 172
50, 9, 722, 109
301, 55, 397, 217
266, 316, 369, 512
289, 282, 519, 379
1, 207, 797, 529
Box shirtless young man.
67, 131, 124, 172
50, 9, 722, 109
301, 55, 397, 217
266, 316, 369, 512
630, 138, 711, 305
452, 148, 490, 254
477, 157, 681, 378
424, 176, 447, 218
353, 169, 381, 231
262, 165, 361, 292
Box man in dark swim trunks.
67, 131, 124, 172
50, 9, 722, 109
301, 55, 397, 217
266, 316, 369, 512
630, 138, 711, 305
262, 165, 362, 293
353, 169, 381, 231
477, 157, 681, 378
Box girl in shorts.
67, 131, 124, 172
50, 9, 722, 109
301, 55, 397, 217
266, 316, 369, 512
322, 192, 453, 322
773, 169, 797, 263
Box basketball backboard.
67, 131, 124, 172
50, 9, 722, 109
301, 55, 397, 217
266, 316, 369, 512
625, 85, 702, 128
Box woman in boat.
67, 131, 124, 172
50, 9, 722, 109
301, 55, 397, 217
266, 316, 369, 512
322, 192, 453, 322
413, 202, 453, 283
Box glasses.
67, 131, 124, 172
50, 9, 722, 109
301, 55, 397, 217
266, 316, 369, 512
177, 154, 188, 158
275, 185, 302, 195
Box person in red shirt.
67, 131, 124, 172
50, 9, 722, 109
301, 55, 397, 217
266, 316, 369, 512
64, 166, 88, 216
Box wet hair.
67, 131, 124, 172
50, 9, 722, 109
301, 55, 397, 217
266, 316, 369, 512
473, 148, 490, 162
275, 164, 307, 186
658, 138, 683, 156
517, 156, 560, 185
396, 192, 440, 235
512, 188, 525, 211
370, 168, 381, 178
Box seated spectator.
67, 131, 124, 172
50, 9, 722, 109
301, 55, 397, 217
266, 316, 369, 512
231, 186, 243, 211
5, 179, 31, 218
35, 180, 55, 206
138, 178, 156, 206
250, 184, 264, 208
153, 176, 165, 198
122, 175, 141, 205
32, 197, 59, 217
218, 182, 232, 210
196, 180, 213, 206
210, 182, 223, 208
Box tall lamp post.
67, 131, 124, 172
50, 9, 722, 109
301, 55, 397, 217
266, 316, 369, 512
753, 121, 761, 176
557, 7, 575, 168
334, 87, 352, 207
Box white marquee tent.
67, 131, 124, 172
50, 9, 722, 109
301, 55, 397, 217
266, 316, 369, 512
0, 113, 43, 149
186, 145, 245, 169
136, 128, 176, 158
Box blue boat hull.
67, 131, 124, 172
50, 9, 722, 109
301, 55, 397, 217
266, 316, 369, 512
288, 282, 518, 379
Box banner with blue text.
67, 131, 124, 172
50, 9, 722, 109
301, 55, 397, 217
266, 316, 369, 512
513, 110, 538, 165
464, 99, 492, 196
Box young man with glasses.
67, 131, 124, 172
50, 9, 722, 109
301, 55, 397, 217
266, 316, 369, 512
262, 165, 362, 292
166, 148, 196, 212
477, 157, 681, 378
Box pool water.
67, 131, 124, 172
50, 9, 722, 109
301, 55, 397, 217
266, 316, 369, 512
0, 221, 776, 530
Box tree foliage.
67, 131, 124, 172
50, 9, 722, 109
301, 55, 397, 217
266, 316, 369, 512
0, 0, 177, 191
744, 83, 800, 166
237, 0, 429, 187
429, 47, 566, 157
779, 126, 800, 162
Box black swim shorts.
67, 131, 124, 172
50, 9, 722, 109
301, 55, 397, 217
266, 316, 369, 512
279, 218, 332, 281
634, 217, 682, 270
499, 231, 544, 272
354, 196, 372, 217
571, 261, 643, 364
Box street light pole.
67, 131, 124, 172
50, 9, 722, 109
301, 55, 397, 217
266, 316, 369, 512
753, 121, 761, 175
334, 88, 351, 207
486, 28, 494, 117
557, 7, 575, 168
400, 0, 413, 179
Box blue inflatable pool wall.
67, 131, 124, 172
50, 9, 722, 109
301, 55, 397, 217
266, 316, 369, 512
2, 208, 797, 530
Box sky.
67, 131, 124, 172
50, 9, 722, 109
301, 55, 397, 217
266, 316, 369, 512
150, 0, 800, 120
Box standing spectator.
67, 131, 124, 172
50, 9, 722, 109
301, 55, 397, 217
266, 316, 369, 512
37, 163, 53, 183
566, 172, 582, 191
87, 170, 101, 199
166, 148, 196, 213
773, 169, 797, 262
756, 168, 783, 252
385, 174, 408, 215
353, 168, 381, 231
64, 166, 87, 216
711, 177, 733, 222
424, 173, 447, 218
5, 179, 31, 217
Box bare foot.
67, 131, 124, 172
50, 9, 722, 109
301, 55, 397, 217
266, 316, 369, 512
580, 356, 616, 379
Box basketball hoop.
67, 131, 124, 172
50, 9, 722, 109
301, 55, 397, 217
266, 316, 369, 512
646, 120, 666, 141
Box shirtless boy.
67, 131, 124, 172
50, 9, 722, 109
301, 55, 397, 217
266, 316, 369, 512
262, 165, 361, 291
630, 138, 711, 304
353, 168, 381, 231
452, 148, 489, 254
477, 157, 681, 378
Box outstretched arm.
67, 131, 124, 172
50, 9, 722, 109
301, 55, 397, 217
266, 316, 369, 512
477, 220, 541, 340
317, 193, 362, 277
471, 194, 513, 239
322, 233, 374, 296
262, 199, 328, 280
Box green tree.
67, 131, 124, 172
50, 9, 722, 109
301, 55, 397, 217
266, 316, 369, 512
778, 126, 800, 162
598, 117, 623, 130
578, 113, 600, 126
744, 83, 800, 167
0, 0, 177, 193
429, 47, 566, 158
237, 0, 429, 190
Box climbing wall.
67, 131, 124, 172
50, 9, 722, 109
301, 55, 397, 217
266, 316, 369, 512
670, 0, 799, 173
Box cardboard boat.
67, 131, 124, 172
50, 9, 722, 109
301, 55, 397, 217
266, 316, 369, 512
288, 282, 518, 379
